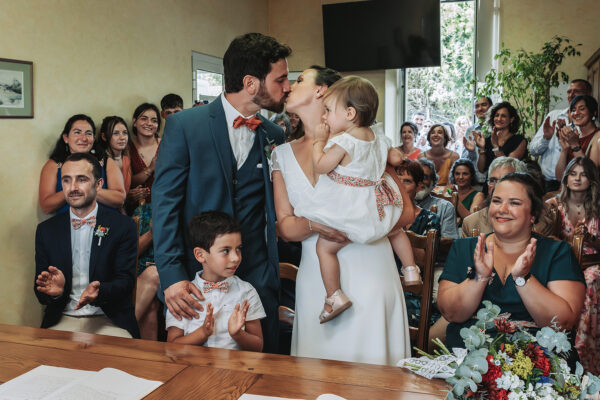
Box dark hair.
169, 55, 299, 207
400, 121, 418, 141
64, 152, 103, 182
223, 33, 292, 93
412, 111, 425, 118
559, 156, 600, 220
308, 65, 342, 87
493, 172, 544, 223
476, 96, 493, 107
487, 101, 520, 134
523, 160, 546, 194
427, 124, 450, 147
571, 79, 593, 94
131, 103, 161, 138
98, 116, 129, 159
442, 122, 456, 142
323, 75, 378, 126
49, 114, 102, 163
450, 158, 477, 186
395, 159, 425, 185
417, 158, 438, 186
188, 211, 242, 251
160, 93, 183, 110
569, 94, 598, 121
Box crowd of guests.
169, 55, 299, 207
32, 31, 600, 375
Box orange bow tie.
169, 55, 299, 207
203, 280, 230, 293
233, 115, 262, 131
71, 216, 96, 230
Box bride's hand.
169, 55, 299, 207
310, 220, 349, 243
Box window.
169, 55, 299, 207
192, 52, 223, 104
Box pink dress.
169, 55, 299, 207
558, 204, 600, 374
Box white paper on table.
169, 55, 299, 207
238, 395, 305, 400
0, 365, 94, 400
0, 365, 162, 400
316, 395, 348, 400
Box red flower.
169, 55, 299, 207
535, 355, 551, 376
482, 355, 503, 383
493, 389, 508, 400
100, 227, 106, 232
494, 318, 516, 333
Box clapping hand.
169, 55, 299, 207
511, 238, 537, 279
490, 127, 499, 147
36, 266, 66, 297
559, 125, 579, 148
129, 185, 148, 205
228, 299, 250, 337
200, 303, 215, 337
542, 116, 557, 140
472, 131, 486, 149
74, 281, 100, 310
473, 234, 494, 279
463, 135, 476, 152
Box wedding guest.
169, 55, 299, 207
418, 124, 460, 187
128, 103, 162, 340
473, 101, 527, 174
98, 116, 131, 197
39, 114, 126, 214
546, 156, 600, 374
449, 158, 484, 220
272, 112, 292, 138
35, 153, 139, 338
160, 93, 183, 119
463, 97, 493, 187
438, 172, 585, 350
555, 95, 600, 180
397, 122, 421, 160
529, 80, 592, 192
286, 111, 304, 141
416, 158, 459, 239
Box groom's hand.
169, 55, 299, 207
164, 280, 205, 320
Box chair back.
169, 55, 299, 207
545, 204, 562, 238
571, 233, 600, 270
278, 263, 299, 326
405, 229, 438, 354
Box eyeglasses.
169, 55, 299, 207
488, 177, 499, 184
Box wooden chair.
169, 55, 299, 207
278, 262, 299, 327
405, 229, 438, 354
543, 190, 560, 202
571, 233, 600, 270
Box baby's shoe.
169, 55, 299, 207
402, 265, 422, 286
319, 289, 352, 324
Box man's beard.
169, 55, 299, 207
252, 84, 286, 113
415, 182, 434, 201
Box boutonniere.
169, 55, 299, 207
263, 136, 277, 161
94, 225, 109, 246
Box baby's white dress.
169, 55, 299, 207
293, 132, 403, 243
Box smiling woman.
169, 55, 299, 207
437, 172, 585, 359
38, 114, 126, 214
418, 124, 460, 186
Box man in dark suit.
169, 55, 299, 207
153, 33, 291, 352
35, 153, 139, 338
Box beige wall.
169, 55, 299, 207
0, 0, 268, 327
500, 0, 600, 80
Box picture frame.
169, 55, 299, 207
0, 58, 33, 118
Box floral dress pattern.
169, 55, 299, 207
558, 204, 600, 374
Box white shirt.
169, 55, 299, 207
165, 272, 266, 350
221, 93, 257, 169
64, 204, 103, 316
528, 107, 569, 181
463, 122, 487, 184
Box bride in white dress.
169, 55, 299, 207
272, 66, 412, 366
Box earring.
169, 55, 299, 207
65, 144, 70, 154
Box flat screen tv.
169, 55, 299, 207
322, 0, 440, 71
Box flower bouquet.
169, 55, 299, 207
398, 301, 600, 399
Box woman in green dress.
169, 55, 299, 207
437, 172, 585, 350
450, 158, 484, 220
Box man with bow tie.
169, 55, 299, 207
35, 153, 139, 338
153, 33, 290, 352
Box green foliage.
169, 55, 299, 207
475, 36, 581, 138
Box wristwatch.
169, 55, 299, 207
514, 272, 532, 287
492, 147, 500, 152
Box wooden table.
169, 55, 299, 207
0, 324, 448, 399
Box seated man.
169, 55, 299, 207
416, 158, 459, 239
35, 153, 139, 338
461, 156, 553, 237
160, 93, 184, 119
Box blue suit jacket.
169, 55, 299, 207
152, 98, 284, 293
34, 205, 140, 338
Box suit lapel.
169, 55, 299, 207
208, 100, 235, 193
89, 206, 102, 278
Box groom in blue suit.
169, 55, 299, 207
152, 33, 291, 352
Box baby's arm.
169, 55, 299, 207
313, 123, 347, 174
387, 147, 405, 167
228, 299, 264, 352
167, 303, 214, 345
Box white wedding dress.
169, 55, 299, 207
273, 142, 411, 366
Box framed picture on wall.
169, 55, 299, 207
0, 58, 33, 118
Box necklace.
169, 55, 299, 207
573, 203, 584, 216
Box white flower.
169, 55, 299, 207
507, 391, 528, 400
496, 371, 523, 390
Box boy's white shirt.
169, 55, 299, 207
165, 271, 266, 350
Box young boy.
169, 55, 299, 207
160, 93, 183, 119
165, 211, 265, 351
